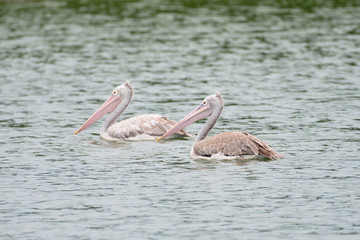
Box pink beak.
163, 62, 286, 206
157, 104, 212, 141
74, 95, 121, 135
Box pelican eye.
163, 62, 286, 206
202, 100, 207, 105
112, 90, 117, 95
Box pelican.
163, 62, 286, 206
157, 93, 283, 160
74, 81, 191, 140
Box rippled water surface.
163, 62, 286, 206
1, 0, 360, 239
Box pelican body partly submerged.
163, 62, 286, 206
157, 93, 283, 161
75, 81, 191, 141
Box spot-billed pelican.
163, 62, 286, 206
157, 93, 283, 160
75, 81, 191, 140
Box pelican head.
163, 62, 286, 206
74, 81, 134, 135
157, 92, 223, 141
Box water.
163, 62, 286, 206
1, 0, 360, 239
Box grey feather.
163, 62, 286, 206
193, 132, 283, 160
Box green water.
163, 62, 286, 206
1, 0, 360, 239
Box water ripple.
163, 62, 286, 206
1, 1, 360, 239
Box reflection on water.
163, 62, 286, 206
1, 0, 360, 239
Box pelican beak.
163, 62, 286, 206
157, 104, 211, 141
74, 95, 121, 135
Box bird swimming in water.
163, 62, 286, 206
157, 93, 283, 160
74, 81, 191, 141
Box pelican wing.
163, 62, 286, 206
193, 132, 283, 159
108, 114, 191, 139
